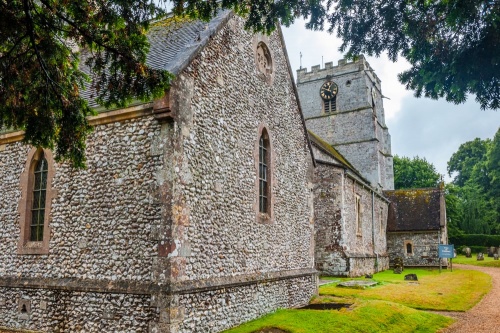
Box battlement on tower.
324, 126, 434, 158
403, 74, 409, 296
296, 55, 381, 87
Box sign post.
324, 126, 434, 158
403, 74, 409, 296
439, 244, 455, 272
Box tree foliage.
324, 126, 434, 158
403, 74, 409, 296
393, 155, 441, 190
0, 0, 173, 167
446, 128, 500, 235
174, 0, 500, 110
448, 138, 491, 187
2, 0, 499, 167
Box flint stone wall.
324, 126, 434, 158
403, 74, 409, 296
0, 288, 156, 333
168, 15, 315, 281
313, 162, 389, 277
387, 231, 441, 266
175, 275, 315, 333
0, 13, 317, 333
0, 116, 161, 281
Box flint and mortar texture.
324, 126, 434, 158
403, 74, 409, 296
312, 160, 389, 277
172, 16, 315, 282
0, 288, 157, 333
155, 15, 317, 332
0, 117, 162, 281
387, 232, 441, 266
174, 275, 315, 333
0, 13, 316, 333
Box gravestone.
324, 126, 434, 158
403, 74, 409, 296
337, 280, 378, 288
477, 252, 484, 261
488, 247, 496, 257
404, 274, 418, 281
464, 247, 472, 258
365, 274, 373, 279
495, 254, 499, 260
393, 256, 404, 274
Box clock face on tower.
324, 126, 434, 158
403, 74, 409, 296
320, 81, 338, 101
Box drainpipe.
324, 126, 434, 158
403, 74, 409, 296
342, 169, 347, 274
372, 191, 378, 271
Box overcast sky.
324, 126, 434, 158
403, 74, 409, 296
281, 20, 500, 181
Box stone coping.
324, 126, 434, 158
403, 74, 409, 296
0, 268, 317, 295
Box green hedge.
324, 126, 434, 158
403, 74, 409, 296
450, 234, 500, 248
456, 245, 488, 254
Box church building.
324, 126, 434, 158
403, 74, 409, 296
0, 11, 317, 333
297, 57, 394, 276
0, 9, 449, 333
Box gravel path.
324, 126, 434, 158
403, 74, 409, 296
438, 264, 500, 333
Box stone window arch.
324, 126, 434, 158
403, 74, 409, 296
253, 35, 275, 84
404, 240, 414, 256
18, 148, 56, 254
355, 194, 362, 236
255, 124, 274, 224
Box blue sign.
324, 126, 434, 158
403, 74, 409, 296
439, 244, 455, 258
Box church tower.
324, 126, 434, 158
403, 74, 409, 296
297, 56, 394, 190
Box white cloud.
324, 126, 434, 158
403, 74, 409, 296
281, 20, 500, 181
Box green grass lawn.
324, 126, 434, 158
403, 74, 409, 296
223, 267, 491, 333
320, 268, 491, 311
223, 300, 453, 333
453, 254, 500, 267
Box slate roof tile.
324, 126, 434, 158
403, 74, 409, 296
384, 188, 443, 232
80, 10, 232, 109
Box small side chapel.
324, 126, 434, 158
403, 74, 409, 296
0, 11, 317, 333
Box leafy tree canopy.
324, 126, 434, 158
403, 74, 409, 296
487, 128, 500, 198
2, 0, 499, 167
446, 127, 500, 235
393, 155, 441, 189
0, 0, 173, 167
176, 0, 500, 110
448, 138, 491, 187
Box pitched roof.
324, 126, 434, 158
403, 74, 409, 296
81, 10, 232, 108
146, 11, 231, 74
308, 130, 355, 169
384, 188, 443, 232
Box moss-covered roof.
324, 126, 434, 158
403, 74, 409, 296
307, 130, 356, 170
384, 188, 443, 232
80, 10, 232, 108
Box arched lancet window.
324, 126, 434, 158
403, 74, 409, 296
18, 148, 55, 254
406, 243, 413, 254
255, 125, 273, 223
259, 130, 269, 214
30, 153, 48, 241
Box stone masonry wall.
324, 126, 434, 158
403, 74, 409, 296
167, 16, 315, 281
313, 162, 389, 277
297, 57, 394, 190
175, 275, 315, 333
0, 116, 161, 281
0, 14, 317, 333
0, 287, 156, 333
387, 231, 441, 266
296, 58, 382, 119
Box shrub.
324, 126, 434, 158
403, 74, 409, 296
450, 234, 500, 249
